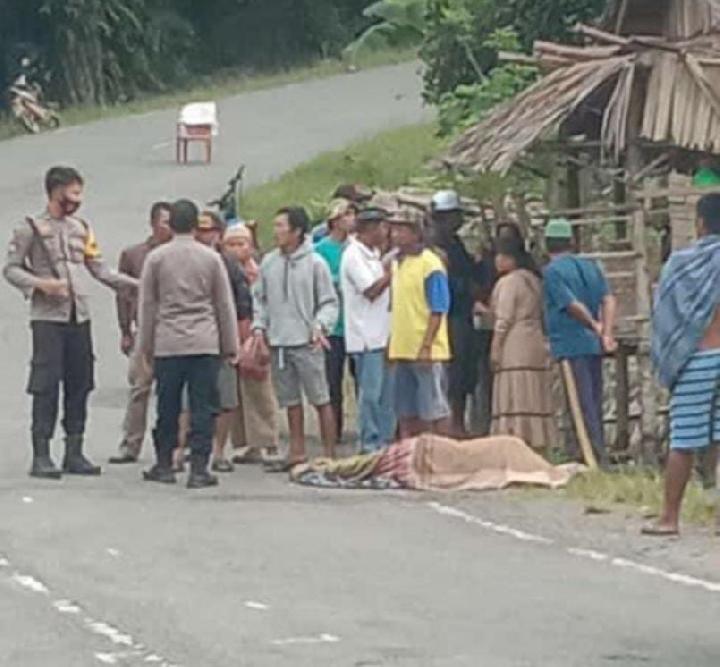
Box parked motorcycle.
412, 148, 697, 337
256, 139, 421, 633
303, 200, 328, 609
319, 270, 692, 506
208, 164, 246, 222
9, 84, 60, 134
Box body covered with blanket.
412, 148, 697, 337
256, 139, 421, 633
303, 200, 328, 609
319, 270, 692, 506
290, 435, 581, 491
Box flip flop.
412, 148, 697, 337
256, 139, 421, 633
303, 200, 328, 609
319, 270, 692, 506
263, 458, 306, 474
641, 524, 680, 537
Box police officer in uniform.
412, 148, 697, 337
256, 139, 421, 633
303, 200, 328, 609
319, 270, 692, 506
4, 166, 138, 479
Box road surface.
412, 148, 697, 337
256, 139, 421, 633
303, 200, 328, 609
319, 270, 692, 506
1, 63, 720, 666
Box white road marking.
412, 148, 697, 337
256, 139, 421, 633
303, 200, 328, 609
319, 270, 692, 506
151, 141, 172, 150
106, 548, 121, 558
567, 548, 609, 562
245, 600, 270, 610
12, 573, 49, 594
428, 502, 552, 544
53, 599, 82, 614
86, 620, 134, 646
428, 502, 720, 596
22, 496, 34, 504
2, 556, 178, 666
271, 633, 341, 646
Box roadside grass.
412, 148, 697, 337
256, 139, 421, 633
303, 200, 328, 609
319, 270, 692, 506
564, 468, 717, 527
242, 122, 444, 243
0, 48, 416, 142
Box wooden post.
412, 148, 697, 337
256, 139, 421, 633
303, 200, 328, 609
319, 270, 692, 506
615, 342, 631, 452
625, 67, 659, 465
632, 197, 658, 465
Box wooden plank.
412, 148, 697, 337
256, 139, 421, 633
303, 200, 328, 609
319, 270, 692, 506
653, 53, 676, 142
615, 345, 631, 451
573, 22, 631, 46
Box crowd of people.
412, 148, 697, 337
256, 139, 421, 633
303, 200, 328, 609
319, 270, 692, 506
4, 166, 720, 534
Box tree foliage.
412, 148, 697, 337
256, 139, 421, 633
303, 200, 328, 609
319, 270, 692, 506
420, 0, 606, 136
344, 0, 425, 60
0, 0, 372, 106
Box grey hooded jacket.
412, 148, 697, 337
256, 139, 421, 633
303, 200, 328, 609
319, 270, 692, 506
252, 239, 338, 347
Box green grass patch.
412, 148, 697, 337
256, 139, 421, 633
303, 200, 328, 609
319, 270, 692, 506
0, 48, 416, 142
564, 468, 717, 527
241, 122, 445, 242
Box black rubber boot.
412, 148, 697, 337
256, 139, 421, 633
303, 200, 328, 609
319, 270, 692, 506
187, 454, 218, 489
30, 437, 62, 480
143, 430, 176, 484
62, 434, 102, 476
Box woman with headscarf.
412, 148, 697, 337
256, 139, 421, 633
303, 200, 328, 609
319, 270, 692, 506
490, 238, 557, 453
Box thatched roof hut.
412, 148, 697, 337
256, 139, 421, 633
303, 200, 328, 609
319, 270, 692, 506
448, 0, 720, 174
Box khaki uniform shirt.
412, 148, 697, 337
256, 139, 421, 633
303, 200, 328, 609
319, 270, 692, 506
3, 210, 138, 323
116, 237, 158, 336
137, 236, 239, 359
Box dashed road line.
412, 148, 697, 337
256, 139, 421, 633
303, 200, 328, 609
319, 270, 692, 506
427, 502, 720, 596
1, 551, 179, 666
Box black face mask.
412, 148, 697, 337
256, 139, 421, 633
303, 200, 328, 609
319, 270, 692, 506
61, 196, 80, 216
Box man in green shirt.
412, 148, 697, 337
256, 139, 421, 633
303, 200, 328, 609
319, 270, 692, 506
315, 199, 357, 444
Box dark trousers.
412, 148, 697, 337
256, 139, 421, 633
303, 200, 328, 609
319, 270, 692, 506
27, 321, 94, 441
562, 355, 605, 462
324, 336, 356, 440
154, 355, 220, 464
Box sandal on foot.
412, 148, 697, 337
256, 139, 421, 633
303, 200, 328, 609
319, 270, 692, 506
264, 458, 306, 474
211, 458, 234, 473
641, 524, 679, 537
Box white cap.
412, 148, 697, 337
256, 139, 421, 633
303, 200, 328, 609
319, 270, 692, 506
431, 190, 461, 213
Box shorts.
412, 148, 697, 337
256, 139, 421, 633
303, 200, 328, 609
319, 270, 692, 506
393, 361, 450, 422
670, 349, 720, 450
271, 346, 330, 409
217, 362, 240, 411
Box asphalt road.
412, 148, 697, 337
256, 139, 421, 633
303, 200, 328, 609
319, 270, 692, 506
2, 63, 720, 667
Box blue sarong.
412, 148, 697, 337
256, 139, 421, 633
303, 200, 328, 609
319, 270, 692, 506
669, 350, 720, 450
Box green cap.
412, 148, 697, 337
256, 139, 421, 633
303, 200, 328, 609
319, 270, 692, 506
693, 167, 720, 188
544, 218, 573, 240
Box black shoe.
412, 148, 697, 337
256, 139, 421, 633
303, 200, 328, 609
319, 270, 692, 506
142, 465, 177, 484
30, 437, 62, 480
109, 453, 138, 465
63, 435, 101, 476
187, 471, 219, 489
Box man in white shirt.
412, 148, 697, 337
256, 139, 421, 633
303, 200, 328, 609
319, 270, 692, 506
340, 208, 396, 452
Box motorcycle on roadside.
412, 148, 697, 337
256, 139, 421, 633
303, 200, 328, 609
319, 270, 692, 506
9, 82, 61, 134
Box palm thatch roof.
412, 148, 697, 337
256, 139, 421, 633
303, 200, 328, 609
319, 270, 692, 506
604, 0, 720, 39
448, 0, 720, 174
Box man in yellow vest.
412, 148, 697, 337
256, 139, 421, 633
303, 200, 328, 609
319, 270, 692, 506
388, 208, 452, 439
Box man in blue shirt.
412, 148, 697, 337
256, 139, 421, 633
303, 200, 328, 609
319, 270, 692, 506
543, 219, 617, 466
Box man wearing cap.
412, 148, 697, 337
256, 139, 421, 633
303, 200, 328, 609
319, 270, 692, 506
341, 207, 396, 452
430, 189, 485, 436
315, 198, 357, 444
194, 212, 253, 474
543, 218, 617, 466
311, 185, 372, 243
110, 201, 173, 465
388, 208, 452, 438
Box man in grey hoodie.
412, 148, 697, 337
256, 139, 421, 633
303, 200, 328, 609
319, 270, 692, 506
253, 206, 339, 469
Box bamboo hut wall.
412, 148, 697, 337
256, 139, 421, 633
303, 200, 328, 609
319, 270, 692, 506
666, 0, 720, 38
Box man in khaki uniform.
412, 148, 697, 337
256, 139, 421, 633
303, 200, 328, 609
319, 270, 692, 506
109, 201, 172, 464
3, 166, 138, 479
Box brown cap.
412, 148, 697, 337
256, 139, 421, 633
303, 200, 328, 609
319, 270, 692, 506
387, 207, 425, 228
197, 211, 224, 232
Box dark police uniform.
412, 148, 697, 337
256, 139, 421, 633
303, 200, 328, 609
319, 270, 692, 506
3, 211, 137, 475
